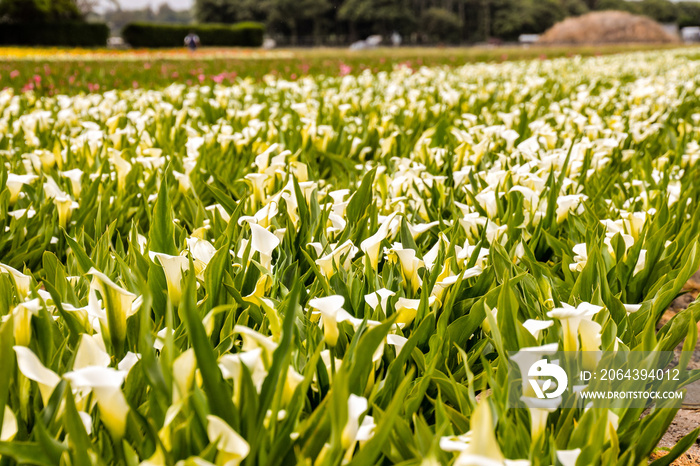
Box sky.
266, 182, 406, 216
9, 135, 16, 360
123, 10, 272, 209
98, 0, 194, 12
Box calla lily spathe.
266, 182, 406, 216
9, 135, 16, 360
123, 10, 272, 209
249, 224, 280, 272
207, 415, 250, 466
87, 267, 137, 355
149, 252, 189, 306
13, 346, 60, 404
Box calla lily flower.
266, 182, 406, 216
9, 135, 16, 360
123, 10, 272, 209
74, 333, 111, 369
1, 406, 17, 441
233, 325, 278, 366
360, 213, 398, 269
341, 394, 370, 448
172, 349, 197, 402
394, 296, 435, 326
364, 288, 395, 312
555, 449, 581, 466
110, 149, 132, 192
309, 295, 356, 346
521, 396, 561, 440
569, 244, 588, 272
12, 299, 41, 346
13, 346, 60, 404
1, 263, 32, 299
207, 415, 250, 466
87, 268, 137, 356
386, 334, 408, 354
316, 240, 358, 277
63, 366, 129, 440
187, 237, 217, 278
387, 244, 424, 293
219, 348, 267, 402
283, 367, 304, 405
623, 303, 642, 313
556, 194, 587, 223
440, 432, 471, 452
54, 194, 79, 228
454, 400, 504, 466
522, 319, 553, 340
149, 252, 189, 306
249, 224, 280, 272
60, 168, 83, 197
6, 173, 38, 204
547, 302, 603, 352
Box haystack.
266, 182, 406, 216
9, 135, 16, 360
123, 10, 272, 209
538, 11, 680, 45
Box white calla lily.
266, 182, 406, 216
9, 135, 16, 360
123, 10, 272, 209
87, 268, 137, 355
309, 295, 356, 346
364, 288, 395, 312
249, 224, 280, 272
0, 263, 32, 299
341, 394, 369, 448
149, 252, 189, 306
555, 449, 581, 466
547, 302, 602, 352
360, 213, 398, 269
207, 415, 250, 466
454, 400, 504, 466
63, 366, 129, 439
13, 346, 60, 404
1, 406, 17, 441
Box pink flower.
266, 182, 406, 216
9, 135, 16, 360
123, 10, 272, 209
69, 76, 75, 85
171, 72, 179, 78
132, 81, 139, 88
10, 70, 20, 79
198, 74, 205, 83
33, 75, 41, 84
290, 73, 297, 80
212, 74, 225, 84
339, 64, 352, 76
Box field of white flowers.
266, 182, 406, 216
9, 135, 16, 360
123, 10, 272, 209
1, 50, 700, 465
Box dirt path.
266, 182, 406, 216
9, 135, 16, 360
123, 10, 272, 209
649, 271, 700, 464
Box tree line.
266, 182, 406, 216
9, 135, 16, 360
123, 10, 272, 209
195, 0, 700, 44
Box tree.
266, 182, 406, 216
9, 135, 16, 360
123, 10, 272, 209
338, 0, 416, 36
195, 0, 238, 23
491, 0, 567, 40
268, 0, 332, 44
678, 1, 700, 27
638, 0, 678, 23
421, 7, 462, 42
595, 0, 640, 14
0, 0, 81, 22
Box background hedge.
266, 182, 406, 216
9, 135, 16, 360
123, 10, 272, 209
122, 22, 265, 48
0, 22, 109, 46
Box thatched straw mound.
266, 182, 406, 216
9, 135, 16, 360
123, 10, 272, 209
538, 11, 680, 45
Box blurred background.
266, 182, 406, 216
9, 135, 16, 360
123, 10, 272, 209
1, 0, 700, 47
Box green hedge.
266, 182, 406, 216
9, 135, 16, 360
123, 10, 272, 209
0, 22, 109, 46
122, 22, 264, 48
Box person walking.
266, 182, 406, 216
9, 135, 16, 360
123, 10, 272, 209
185, 31, 200, 51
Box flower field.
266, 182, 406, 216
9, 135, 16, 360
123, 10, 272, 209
0, 44, 689, 96
1, 49, 700, 465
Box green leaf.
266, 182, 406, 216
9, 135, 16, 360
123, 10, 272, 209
149, 174, 177, 255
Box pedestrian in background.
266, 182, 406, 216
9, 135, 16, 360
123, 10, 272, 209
185, 31, 200, 51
